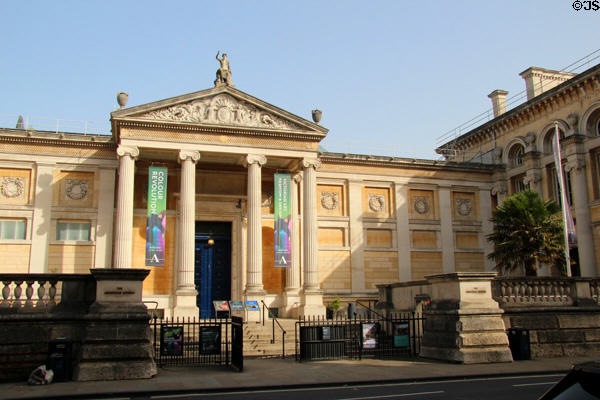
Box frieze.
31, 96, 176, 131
368, 194, 386, 212
138, 94, 304, 131
414, 196, 430, 214
1, 177, 25, 199
456, 198, 473, 216
320, 192, 338, 210
65, 179, 88, 201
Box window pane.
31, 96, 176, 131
57, 223, 68, 240
57, 221, 90, 241
80, 223, 90, 241
15, 220, 25, 239
0, 220, 26, 240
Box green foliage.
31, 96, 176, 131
487, 190, 566, 276
327, 296, 342, 311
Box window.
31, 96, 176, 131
511, 174, 529, 193
551, 166, 573, 206
543, 128, 565, 154
57, 221, 91, 241
0, 219, 26, 240
508, 144, 525, 168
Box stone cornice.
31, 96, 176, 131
437, 63, 600, 153
0, 128, 115, 149
319, 152, 496, 173
113, 118, 323, 143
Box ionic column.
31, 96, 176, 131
286, 172, 302, 290
177, 150, 201, 290
245, 154, 266, 293
113, 145, 139, 269
302, 158, 321, 290
565, 156, 596, 277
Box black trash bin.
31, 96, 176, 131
508, 327, 531, 360
47, 338, 73, 382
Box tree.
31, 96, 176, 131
487, 190, 566, 276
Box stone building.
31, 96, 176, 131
437, 63, 600, 277
0, 61, 597, 318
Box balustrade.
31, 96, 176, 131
492, 277, 574, 306
0, 274, 90, 311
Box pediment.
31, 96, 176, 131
112, 87, 327, 137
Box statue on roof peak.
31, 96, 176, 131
215, 51, 234, 87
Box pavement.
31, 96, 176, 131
1, 355, 597, 400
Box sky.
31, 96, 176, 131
1, 1, 599, 159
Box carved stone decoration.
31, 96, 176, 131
1, 177, 24, 199
262, 192, 273, 208
414, 196, 430, 214
65, 179, 88, 201
320, 192, 338, 210
368, 194, 386, 212
456, 198, 473, 216
139, 94, 304, 131
492, 147, 503, 163
491, 182, 508, 195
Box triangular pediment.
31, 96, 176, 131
111, 86, 327, 137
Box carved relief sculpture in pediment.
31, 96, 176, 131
368, 194, 386, 212
320, 192, 338, 210
65, 179, 89, 201
139, 94, 304, 131
414, 196, 430, 215
456, 198, 473, 216
1, 177, 25, 199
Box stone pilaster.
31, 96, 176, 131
348, 180, 365, 292
479, 188, 495, 272
565, 156, 596, 276
113, 146, 138, 269
29, 162, 55, 273
395, 183, 411, 281
174, 150, 200, 318
438, 186, 455, 274
283, 172, 302, 317
245, 154, 267, 307
300, 158, 325, 317
94, 166, 117, 269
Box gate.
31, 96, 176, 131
153, 316, 241, 369
295, 312, 423, 362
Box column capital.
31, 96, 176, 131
245, 154, 267, 167
523, 170, 542, 186
491, 181, 508, 196
116, 145, 139, 159
178, 150, 201, 164
292, 171, 303, 184
565, 156, 586, 174
302, 158, 321, 170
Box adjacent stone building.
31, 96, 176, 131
1, 60, 598, 318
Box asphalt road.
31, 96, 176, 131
120, 373, 565, 400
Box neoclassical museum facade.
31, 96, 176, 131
1, 61, 599, 318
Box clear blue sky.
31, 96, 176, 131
1, 1, 598, 159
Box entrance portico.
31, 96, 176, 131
110, 85, 328, 318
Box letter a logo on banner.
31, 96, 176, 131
274, 173, 292, 268
146, 166, 168, 266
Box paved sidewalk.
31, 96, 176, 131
2, 355, 596, 400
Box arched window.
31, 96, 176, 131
543, 127, 565, 154
508, 144, 525, 168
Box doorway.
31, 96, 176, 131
195, 221, 232, 318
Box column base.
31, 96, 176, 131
173, 289, 199, 319
244, 290, 266, 322
299, 289, 326, 317
283, 288, 302, 318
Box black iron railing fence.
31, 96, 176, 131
295, 312, 423, 362
152, 316, 239, 368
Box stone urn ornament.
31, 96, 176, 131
117, 92, 129, 109
312, 109, 322, 124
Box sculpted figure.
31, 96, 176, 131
215, 51, 234, 87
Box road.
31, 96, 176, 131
118, 374, 563, 400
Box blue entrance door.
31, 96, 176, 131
194, 222, 231, 319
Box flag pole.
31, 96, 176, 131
552, 122, 572, 277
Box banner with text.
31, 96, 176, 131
146, 166, 167, 266
274, 173, 292, 267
